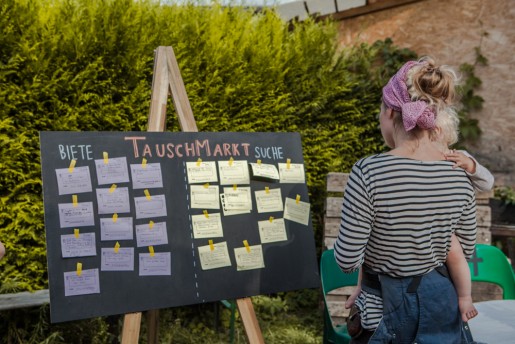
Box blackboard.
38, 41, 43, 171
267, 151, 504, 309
39, 131, 319, 323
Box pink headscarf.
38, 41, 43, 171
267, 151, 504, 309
382, 61, 436, 131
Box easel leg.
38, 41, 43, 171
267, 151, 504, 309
147, 309, 160, 344
121, 312, 142, 344
237, 298, 265, 344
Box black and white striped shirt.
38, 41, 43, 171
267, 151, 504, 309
334, 153, 477, 328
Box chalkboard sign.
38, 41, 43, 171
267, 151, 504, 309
40, 131, 319, 323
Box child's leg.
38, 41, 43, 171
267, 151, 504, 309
447, 234, 478, 322
345, 268, 362, 309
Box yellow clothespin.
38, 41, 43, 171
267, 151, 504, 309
203, 210, 209, 218
149, 220, 154, 229
203, 183, 210, 189
74, 228, 80, 238
229, 157, 234, 166
112, 213, 118, 222
144, 189, 151, 200
296, 194, 301, 204
269, 216, 274, 223
109, 184, 117, 193
142, 158, 147, 169
196, 158, 202, 166
76, 262, 82, 276
265, 186, 270, 194
286, 158, 291, 169
233, 184, 237, 191
114, 242, 120, 253
72, 195, 78, 207
243, 240, 251, 253
68, 159, 76, 173
149, 246, 155, 257
103, 152, 109, 165
209, 239, 215, 251
257, 159, 262, 165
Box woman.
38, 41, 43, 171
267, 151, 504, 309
334, 58, 477, 343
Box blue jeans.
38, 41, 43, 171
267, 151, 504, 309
367, 268, 463, 344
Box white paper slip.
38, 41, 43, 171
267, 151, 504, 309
218, 160, 250, 185
234, 245, 265, 271
191, 213, 224, 239
249, 163, 280, 181
96, 187, 131, 215
220, 194, 251, 216
190, 185, 220, 209
198, 241, 232, 270
56, 166, 93, 195
58, 202, 95, 228
278, 163, 306, 183
139, 252, 171, 276
283, 197, 311, 226
186, 161, 218, 184
255, 188, 283, 213
130, 163, 163, 189
101, 247, 134, 271
134, 194, 167, 219
135, 221, 168, 247
95, 156, 130, 185
223, 187, 252, 210
258, 218, 288, 243
61, 232, 97, 258
100, 217, 133, 241
64, 268, 100, 297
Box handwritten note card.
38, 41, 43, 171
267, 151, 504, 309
190, 185, 220, 209
130, 163, 164, 189
101, 247, 134, 271
139, 252, 171, 276
61, 232, 97, 258
223, 187, 252, 211
58, 202, 95, 228
186, 161, 218, 184
134, 194, 167, 219
218, 160, 250, 185
258, 218, 287, 243
56, 166, 93, 195
284, 197, 311, 226
220, 194, 251, 216
234, 245, 265, 271
278, 163, 305, 183
198, 241, 232, 270
95, 157, 130, 185
96, 187, 131, 215
249, 163, 280, 181
100, 217, 133, 241
135, 221, 168, 247
254, 188, 283, 213
191, 213, 224, 239
64, 268, 100, 296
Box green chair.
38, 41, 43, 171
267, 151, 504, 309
467, 244, 515, 299
320, 249, 359, 344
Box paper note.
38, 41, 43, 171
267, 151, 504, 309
135, 221, 168, 247
55, 166, 93, 195
220, 194, 251, 216
95, 156, 130, 185
223, 187, 252, 210
134, 194, 167, 219
130, 163, 164, 189
218, 160, 250, 185
198, 241, 232, 270
58, 202, 95, 228
139, 252, 171, 276
100, 217, 133, 241
186, 161, 218, 184
284, 197, 311, 225
190, 185, 220, 209
61, 232, 97, 258
249, 163, 280, 181
96, 187, 131, 214
64, 268, 100, 296
254, 188, 283, 213
278, 163, 306, 183
234, 245, 265, 271
191, 213, 224, 238
258, 218, 288, 243
101, 247, 134, 271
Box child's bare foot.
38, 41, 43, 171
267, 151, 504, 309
345, 287, 361, 309
459, 296, 478, 322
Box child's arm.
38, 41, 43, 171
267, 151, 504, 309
447, 234, 478, 322
345, 268, 362, 309
444, 150, 494, 192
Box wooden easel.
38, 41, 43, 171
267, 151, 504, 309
120, 46, 265, 344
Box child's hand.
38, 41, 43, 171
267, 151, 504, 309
445, 150, 476, 174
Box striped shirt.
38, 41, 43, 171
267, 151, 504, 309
334, 153, 477, 328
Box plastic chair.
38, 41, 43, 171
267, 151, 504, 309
467, 244, 515, 299
320, 249, 359, 344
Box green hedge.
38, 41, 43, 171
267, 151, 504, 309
0, 0, 416, 341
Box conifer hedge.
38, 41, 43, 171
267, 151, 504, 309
0, 1, 417, 340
